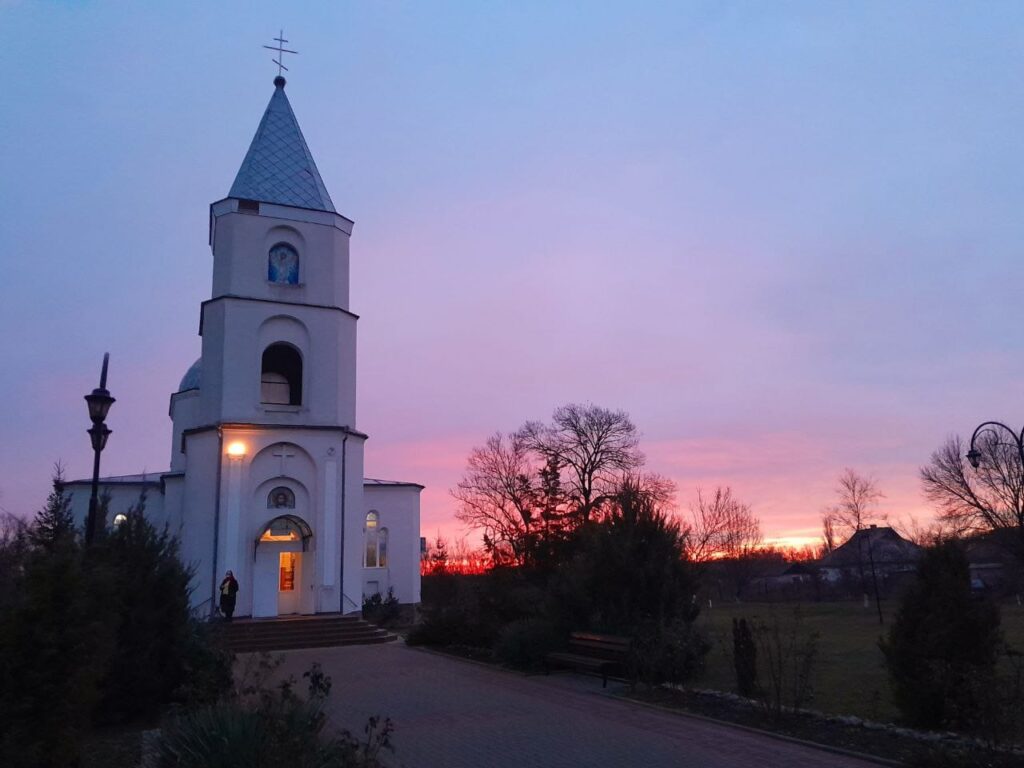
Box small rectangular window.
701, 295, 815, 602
238, 199, 260, 214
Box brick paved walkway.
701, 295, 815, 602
272, 643, 878, 768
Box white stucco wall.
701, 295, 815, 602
197, 298, 357, 428
209, 201, 353, 311
65, 479, 166, 534
362, 482, 422, 605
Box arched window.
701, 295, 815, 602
268, 242, 299, 285
364, 511, 388, 568
261, 343, 302, 405
268, 486, 295, 509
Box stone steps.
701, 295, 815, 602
215, 614, 395, 653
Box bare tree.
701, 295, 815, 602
821, 514, 837, 554
684, 486, 763, 600
823, 468, 885, 622
889, 513, 951, 548
451, 432, 538, 564
684, 486, 763, 563
823, 468, 884, 541
521, 404, 643, 524
611, 473, 677, 526
921, 433, 1024, 560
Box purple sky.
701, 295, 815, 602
3, 2, 1024, 547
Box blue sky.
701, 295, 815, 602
2, 1, 1023, 544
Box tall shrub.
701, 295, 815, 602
733, 617, 758, 697
94, 496, 226, 722
550, 491, 700, 634
752, 607, 819, 718
0, 472, 115, 767
880, 541, 1001, 731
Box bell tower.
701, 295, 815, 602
169, 74, 369, 618
200, 75, 358, 429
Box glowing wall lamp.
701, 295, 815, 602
226, 441, 247, 458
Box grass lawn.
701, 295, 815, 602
694, 599, 1024, 723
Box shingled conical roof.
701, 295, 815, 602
228, 77, 336, 213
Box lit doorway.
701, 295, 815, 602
278, 551, 301, 614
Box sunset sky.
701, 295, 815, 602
3, 2, 1023, 549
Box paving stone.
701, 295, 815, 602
271, 643, 879, 768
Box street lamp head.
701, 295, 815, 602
88, 424, 112, 452
966, 448, 982, 469
85, 387, 115, 424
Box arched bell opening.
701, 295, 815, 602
261, 343, 303, 405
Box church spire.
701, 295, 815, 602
228, 78, 336, 213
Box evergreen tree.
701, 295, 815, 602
27, 464, 76, 551
733, 617, 758, 697
93, 492, 201, 722
0, 469, 115, 767
880, 540, 1002, 730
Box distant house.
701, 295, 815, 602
818, 525, 921, 586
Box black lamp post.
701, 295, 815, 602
966, 420, 1024, 470
84, 353, 115, 545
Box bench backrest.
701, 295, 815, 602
567, 632, 631, 660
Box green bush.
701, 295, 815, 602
732, 617, 757, 697
0, 472, 115, 768
751, 607, 819, 718
362, 588, 402, 627
159, 659, 391, 768
408, 574, 498, 648
93, 499, 211, 722
493, 618, 562, 669
881, 541, 1002, 732
548, 497, 701, 635
629, 620, 710, 686
0, 475, 233, 767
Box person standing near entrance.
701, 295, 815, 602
219, 570, 239, 621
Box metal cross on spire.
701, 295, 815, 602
264, 30, 298, 77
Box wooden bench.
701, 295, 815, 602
545, 632, 631, 688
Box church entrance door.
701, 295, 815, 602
253, 549, 278, 617
254, 515, 313, 617
277, 551, 302, 614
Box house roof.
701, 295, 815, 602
819, 525, 922, 567
228, 77, 336, 213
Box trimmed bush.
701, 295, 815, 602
629, 620, 710, 686
493, 618, 562, 670
881, 541, 1001, 731
362, 588, 402, 627
732, 617, 757, 697
159, 659, 391, 768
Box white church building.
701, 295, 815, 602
68, 75, 422, 619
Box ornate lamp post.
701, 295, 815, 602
84, 353, 115, 545
966, 421, 1024, 470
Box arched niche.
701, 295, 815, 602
255, 514, 313, 554
249, 444, 316, 506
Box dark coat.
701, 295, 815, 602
219, 576, 239, 606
